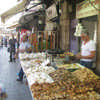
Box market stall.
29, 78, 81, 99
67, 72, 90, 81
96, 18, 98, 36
19, 51, 100, 100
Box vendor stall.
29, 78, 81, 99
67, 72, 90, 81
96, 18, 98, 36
19, 51, 100, 100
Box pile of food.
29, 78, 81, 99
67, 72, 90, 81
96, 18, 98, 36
19, 52, 45, 60
27, 72, 54, 86
58, 63, 83, 69
49, 68, 79, 82
72, 68, 100, 82
19, 53, 55, 86
31, 81, 100, 100
65, 52, 74, 56
19, 53, 100, 100
59, 52, 74, 57
30, 68, 100, 100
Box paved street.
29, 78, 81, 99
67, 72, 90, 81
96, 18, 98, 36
0, 47, 32, 100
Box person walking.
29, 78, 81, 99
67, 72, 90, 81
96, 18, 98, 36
4, 37, 7, 47
9, 34, 17, 62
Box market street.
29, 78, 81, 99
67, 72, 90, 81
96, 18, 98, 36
0, 0, 100, 99
0, 47, 32, 100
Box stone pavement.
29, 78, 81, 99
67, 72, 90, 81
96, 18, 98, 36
0, 47, 33, 100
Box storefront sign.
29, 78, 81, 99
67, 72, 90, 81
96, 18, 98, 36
20, 29, 29, 42
46, 4, 58, 20
76, 0, 99, 19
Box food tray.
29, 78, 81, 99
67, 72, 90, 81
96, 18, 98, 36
47, 49, 65, 55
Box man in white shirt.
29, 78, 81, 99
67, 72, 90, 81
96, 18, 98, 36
16, 35, 31, 54
15, 35, 32, 82
76, 31, 96, 69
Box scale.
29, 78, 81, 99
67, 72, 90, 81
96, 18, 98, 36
46, 49, 65, 69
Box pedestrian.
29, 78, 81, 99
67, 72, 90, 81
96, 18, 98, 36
9, 34, 17, 62
4, 37, 7, 47
1, 38, 3, 47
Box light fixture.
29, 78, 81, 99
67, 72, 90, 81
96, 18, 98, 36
59, 9, 61, 14
38, 20, 42, 24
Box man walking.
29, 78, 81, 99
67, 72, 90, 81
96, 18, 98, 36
9, 34, 17, 62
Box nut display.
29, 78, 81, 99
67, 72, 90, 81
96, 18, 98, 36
19, 53, 100, 100
49, 68, 79, 83
31, 81, 100, 100
72, 68, 100, 82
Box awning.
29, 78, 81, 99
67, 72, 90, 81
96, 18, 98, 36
1, 0, 29, 23
5, 12, 23, 30
19, 4, 45, 24
7, 23, 19, 29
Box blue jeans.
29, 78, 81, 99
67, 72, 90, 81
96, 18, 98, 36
80, 61, 93, 69
18, 68, 24, 81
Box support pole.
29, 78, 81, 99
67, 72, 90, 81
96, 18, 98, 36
96, 0, 100, 75
50, 32, 52, 49
46, 31, 48, 50
41, 32, 43, 51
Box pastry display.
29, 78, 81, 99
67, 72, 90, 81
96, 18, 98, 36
59, 52, 74, 57
72, 68, 100, 82
58, 63, 84, 69
19, 52, 100, 100
27, 72, 54, 86
65, 52, 74, 56
49, 68, 79, 82
31, 81, 100, 100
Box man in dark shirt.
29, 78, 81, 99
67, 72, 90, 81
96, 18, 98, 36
4, 37, 7, 47
9, 34, 17, 62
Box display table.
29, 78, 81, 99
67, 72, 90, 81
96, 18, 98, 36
19, 52, 100, 100
19, 53, 55, 100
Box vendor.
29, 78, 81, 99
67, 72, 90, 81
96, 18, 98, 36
15, 35, 32, 82
76, 31, 96, 69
